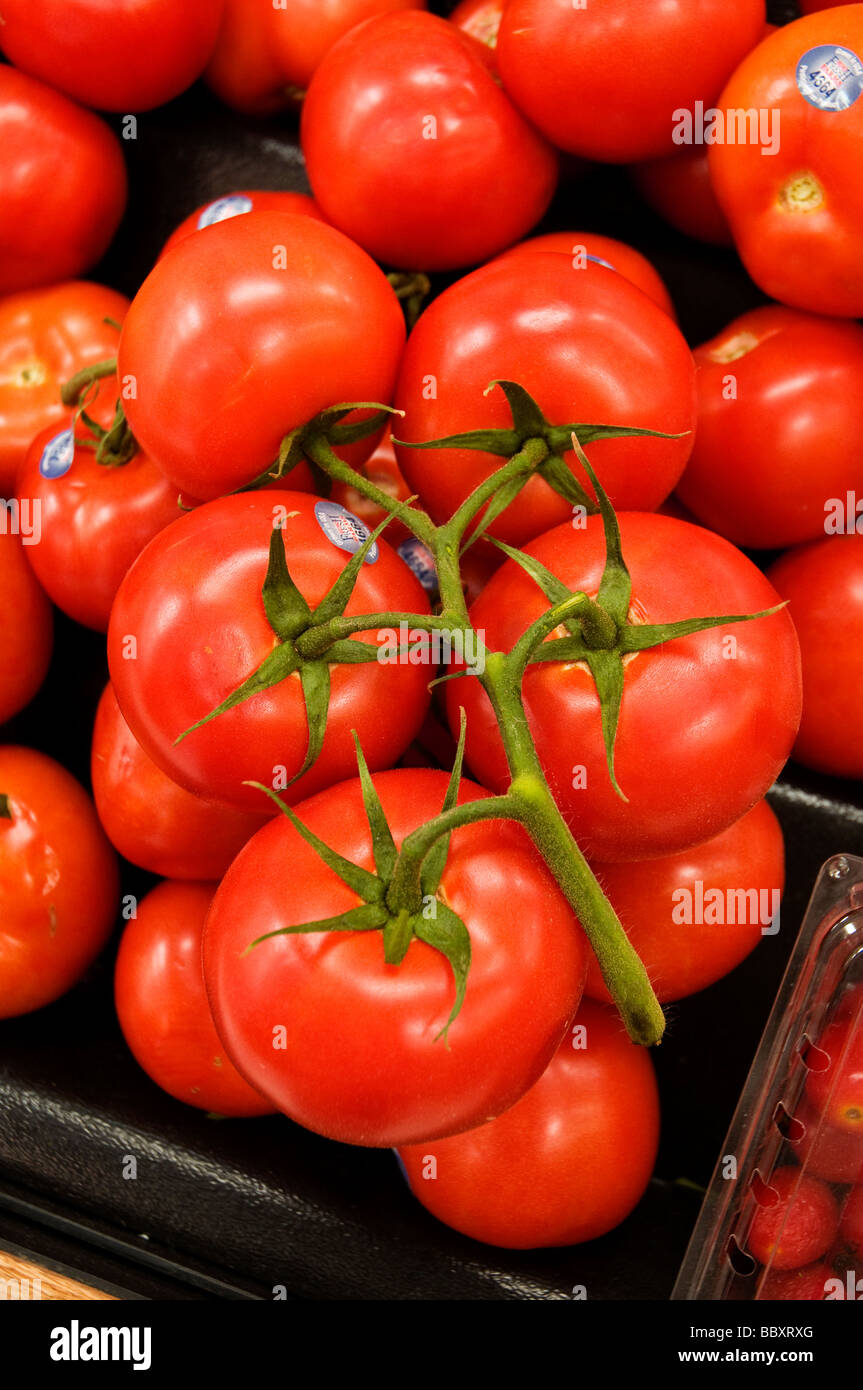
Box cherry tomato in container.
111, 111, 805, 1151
791, 1098, 863, 1185
447, 513, 801, 862
301, 11, 558, 271
17, 412, 190, 633
91, 684, 271, 880
746, 1168, 839, 1270
0, 0, 225, 112
0, 532, 53, 727
0, 747, 118, 1019
397, 1000, 659, 1248
0, 282, 128, 496
804, 1013, 863, 1135
159, 191, 326, 260
108, 491, 432, 812
839, 1183, 863, 1252
584, 798, 784, 1005
394, 255, 697, 548
677, 307, 863, 550
494, 232, 676, 318
117, 212, 405, 501
203, 769, 588, 1147
496, 0, 766, 163
115, 881, 274, 1117
710, 9, 863, 317
767, 536, 863, 779
0, 68, 127, 298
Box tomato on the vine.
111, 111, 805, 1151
203, 768, 588, 1147
117, 212, 405, 501
0, 747, 118, 1019
447, 512, 801, 862
301, 11, 558, 271
0, 67, 127, 298
115, 880, 275, 1117
397, 999, 659, 1248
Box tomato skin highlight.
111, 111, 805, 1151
0, 747, 119, 1019
203, 769, 588, 1147
709, 10, 863, 317
584, 798, 784, 1005
0, 0, 225, 112
447, 512, 802, 862
677, 306, 863, 551
301, 11, 558, 271
117, 211, 406, 501
91, 684, 271, 881
767, 536, 863, 779
0, 283, 129, 496
115, 880, 275, 1117
107, 491, 432, 812
397, 999, 659, 1248
0, 532, 53, 727
394, 255, 697, 548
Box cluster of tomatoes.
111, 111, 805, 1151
0, 0, 861, 1266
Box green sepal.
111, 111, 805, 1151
485, 379, 546, 437
537, 453, 595, 511
618, 604, 787, 653
415, 902, 472, 1044
460, 473, 530, 553
583, 649, 628, 802
320, 639, 384, 664
525, 634, 591, 665
420, 707, 467, 899
382, 908, 413, 965
175, 643, 298, 746
352, 731, 397, 882
94, 400, 138, 468
311, 509, 397, 628
292, 660, 331, 785
242, 782, 383, 903
573, 441, 631, 627
545, 421, 689, 454
247, 902, 389, 951
262, 525, 311, 640
491, 539, 572, 611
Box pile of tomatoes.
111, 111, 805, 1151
1, 0, 862, 1271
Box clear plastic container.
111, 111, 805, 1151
672, 853, 863, 1301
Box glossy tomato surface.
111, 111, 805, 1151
203, 769, 587, 1146
397, 999, 659, 1248
0, 67, 127, 297
394, 255, 697, 547
494, 231, 676, 318
159, 190, 326, 259
117, 212, 405, 500
447, 513, 802, 861
115, 880, 274, 1117
271, 0, 426, 91
91, 684, 271, 880
301, 11, 558, 270
0, 747, 118, 1019
108, 491, 432, 811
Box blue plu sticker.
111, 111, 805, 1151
314, 500, 379, 563
397, 537, 438, 592
197, 194, 254, 229
796, 45, 863, 111
39, 428, 74, 480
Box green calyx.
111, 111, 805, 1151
244, 716, 509, 1041
244, 401, 402, 496
60, 357, 138, 468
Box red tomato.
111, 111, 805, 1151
767, 536, 863, 778
17, 412, 190, 632
496, 0, 766, 162
494, 231, 676, 318
117, 212, 405, 501
205, 0, 296, 115
747, 1168, 839, 1270
0, 531, 53, 727
91, 684, 270, 880
0, 68, 127, 298
0, 0, 224, 112
584, 798, 784, 1005
301, 12, 558, 271
792, 1098, 863, 1185
270, 0, 426, 93
678, 306, 863, 550
115, 881, 274, 1117
397, 999, 658, 1248
0, 282, 129, 496
710, 10, 863, 317
394, 256, 696, 548
631, 147, 734, 246
758, 1263, 830, 1301
108, 491, 432, 812
159, 191, 326, 260
840, 1183, 863, 1252
447, 513, 802, 862
0, 747, 118, 1018
203, 768, 588, 1146
805, 1014, 863, 1134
